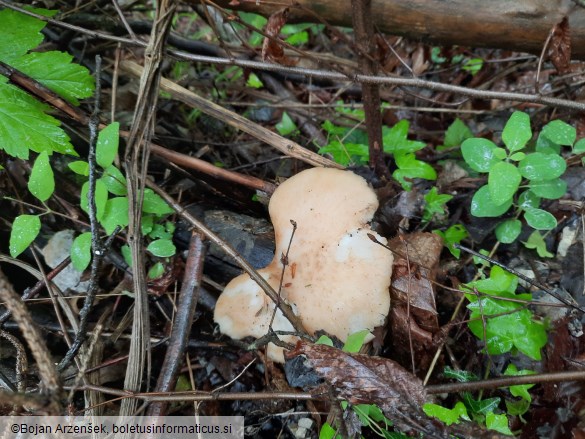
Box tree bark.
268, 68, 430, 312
199, 0, 584, 59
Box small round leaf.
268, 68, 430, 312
495, 219, 522, 244
488, 162, 520, 206
147, 238, 176, 257
68, 160, 89, 176
541, 120, 576, 146
9, 214, 41, 257
502, 111, 531, 152
518, 190, 540, 209
28, 151, 54, 202
71, 232, 92, 271
96, 122, 120, 168
524, 207, 557, 230
461, 138, 501, 172
573, 138, 585, 153
518, 152, 566, 180
529, 178, 567, 199
471, 185, 513, 217
148, 262, 165, 279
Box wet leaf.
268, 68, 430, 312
548, 17, 571, 75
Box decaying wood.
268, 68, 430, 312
203, 0, 585, 59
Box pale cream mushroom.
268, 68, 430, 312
214, 167, 393, 362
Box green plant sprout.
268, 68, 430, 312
433, 224, 468, 258
461, 111, 578, 252
318, 104, 436, 190
423, 187, 453, 222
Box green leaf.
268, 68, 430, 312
285, 30, 309, 45
393, 152, 437, 190
143, 189, 174, 215
71, 232, 92, 272
318, 141, 369, 166
523, 230, 554, 258
471, 185, 512, 217
504, 364, 536, 402
246, 72, 263, 89
147, 238, 176, 257
541, 120, 576, 146
28, 151, 54, 202
148, 223, 172, 240
466, 266, 518, 296
422, 402, 469, 426
509, 151, 525, 161
461, 393, 501, 415
495, 219, 522, 244
68, 160, 89, 176
101, 165, 127, 196
486, 412, 513, 436
518, 152, 566, 180
121, 244, 132, 267
81, 179, 108, 221
423, 187, 453, 221
573, 138, 585, 153
488, 162, 520, 206
505, 398, 531, 417
9, 214, 41, 257
524, 207, 557, 230
433, 224, 467, 258
101, 197, 129, 234
518, 190, 541, 209
141, 215, 154, 235
0, 9, 46, 63
502, 111, 531, 152
315, 335, 334, 347
462, 57, 483, 75
342, 330, 370, 353
536, 132, 561, 154
11, 51, 95, 105
529, 178, 567, 199
443, 367, 478, 382
276, 111, 298, 136
461, 138, 501, 172
442, 118, 473, 148
96, 122, 120, 168
0, 86, 76, 158
319, 423, 337, 439
148, 262, 165, 279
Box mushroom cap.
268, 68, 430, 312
214, 168, 393, 362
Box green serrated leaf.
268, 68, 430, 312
524, 207, 557, 230
276, 111, 298, 136
495, 219, 522, 244
68, 160, 89, 176
488, 161, 520, 206
461, 138, 501, 172
486, 412, 513, 435
81, 179, 108, 221
143, 189, 173, 215
442, 118, 473, 148
0, 9, 46, 63
523, 230, 554, 258
147, 238, 176, 257
443, 367, 478, 382
9, 214, 41, 257
423, 187, 453, 221
11, 51, 95, 105
71, 232, 92, 272
101, 197, 128, 235
502, 111, 531, 152
342, 330, 370, 353
529, 178, 567, 199
518, 152, 566, 180
101, 165, 127, 196
96, 122, 120, 168
0, 91, 76, 158
471, 185, 512, 217
541, 119, 576, 146
28, 151, 54, 202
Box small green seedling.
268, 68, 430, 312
462, 111, 578, 251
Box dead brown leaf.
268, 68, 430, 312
261, 8, 295, 66
549, 17, 571, 75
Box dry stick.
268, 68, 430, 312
146, 233, 205, 417
351, 0, 386, 178
119, 60, 341, 169
145, 180, 307, 336
0, 268, 60, 400
3, 2, 585, 111
57, 55, 105, 371
120, 0, 177, 418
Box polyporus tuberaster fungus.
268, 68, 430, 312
214, 167, 393, 362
